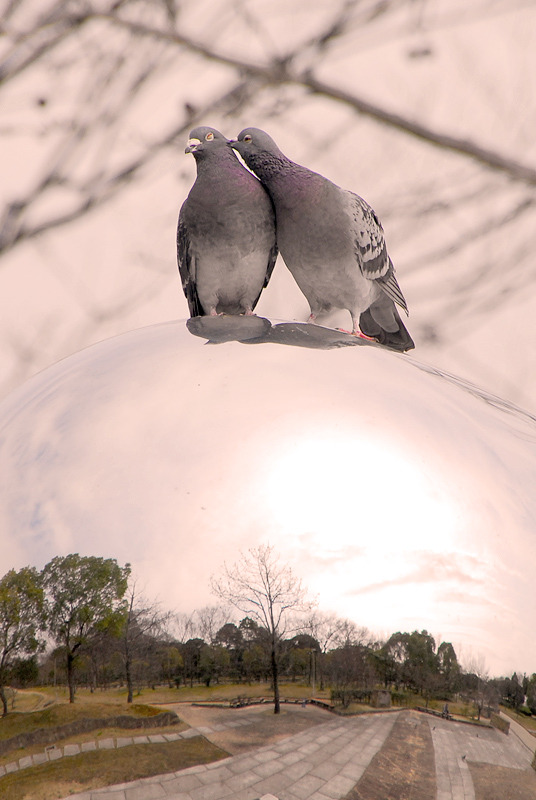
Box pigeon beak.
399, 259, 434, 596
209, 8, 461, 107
184, 138, 202, 154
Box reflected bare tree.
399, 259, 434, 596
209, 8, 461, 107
190, 605, 232, 645
121, 577, 171, 702
211, 544, 315, 713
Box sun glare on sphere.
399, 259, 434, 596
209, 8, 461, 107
252, 423, 471, 628
258, 425, 461, 557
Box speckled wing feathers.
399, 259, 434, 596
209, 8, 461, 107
349, 192, 408, 315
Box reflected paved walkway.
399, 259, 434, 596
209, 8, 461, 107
62, 712, 398, 800
429, 716, 533, 800
47, 709, 535, 800
500, 710, 536, 755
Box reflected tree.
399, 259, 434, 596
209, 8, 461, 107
121, 577, 171, 702
191, 605, 232, 645
403, 630, 438, 694
211, 543, 315, 713
42, 554, 130, 703
437, 640, 461, 693
0, 566, 45, 716
526, 673, 536, 715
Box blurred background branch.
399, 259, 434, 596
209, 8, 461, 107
1, 0, 535, 410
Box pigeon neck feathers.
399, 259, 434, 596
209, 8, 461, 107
247, 154, 327, 206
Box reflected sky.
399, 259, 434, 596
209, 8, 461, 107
1, 319, 535, 676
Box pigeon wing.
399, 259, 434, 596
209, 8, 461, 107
349, 192, 408, 315
177, 213, 203, 318
251, 239, 279, 311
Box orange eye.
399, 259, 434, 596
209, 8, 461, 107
243, 134, 252, 142
205, 132, 214, 141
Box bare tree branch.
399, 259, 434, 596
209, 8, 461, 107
300, 73, 536, 187
211, 544, 315, 713
2, 4, 535, 265
0, 77, 253, 255
99, 11, 536, 187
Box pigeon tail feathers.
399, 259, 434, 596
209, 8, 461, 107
359, 305, 415, 352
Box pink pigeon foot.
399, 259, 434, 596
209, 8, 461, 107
335, 326, 377, 341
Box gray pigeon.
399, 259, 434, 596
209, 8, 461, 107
177, 126, 277, 317
230, 128, 414, 351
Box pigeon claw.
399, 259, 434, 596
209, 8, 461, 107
335, 327, 377, 342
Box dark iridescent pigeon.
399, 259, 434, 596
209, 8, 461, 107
230, 128, 414, 352
177, 126, 277, 317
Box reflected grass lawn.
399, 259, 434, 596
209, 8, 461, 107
0, 736, 228, 800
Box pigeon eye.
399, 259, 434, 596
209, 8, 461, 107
205, 132, 214, 141
243, 134, 252, 142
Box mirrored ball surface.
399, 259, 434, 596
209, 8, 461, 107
1, 319, 535, 675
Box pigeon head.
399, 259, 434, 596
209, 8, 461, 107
184, 126, 228, 157
229, 128, 290, 180
230, 128, 286, 163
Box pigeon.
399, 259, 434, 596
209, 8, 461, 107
230, 128, 414, 351
177, 126, 278, 317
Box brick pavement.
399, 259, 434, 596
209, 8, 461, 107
429, 716, 533, 800
59, 712, 399, 800
4, 706, 534, 800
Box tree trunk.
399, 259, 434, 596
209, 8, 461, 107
67, 651, 76, 703
271, 642, 280, 714
0, 683, 8, 717
126, 655, 133, 703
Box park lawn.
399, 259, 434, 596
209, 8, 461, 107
30, 681, 330, 706
153, 681, 331, 704
1, 690, 47, 714
0, 682, 326, 764
0, 699, 162, 743
0, 736, 228, 800
0, 718, 189, 769
1, 682, 326, 746
335, 694, 492, 723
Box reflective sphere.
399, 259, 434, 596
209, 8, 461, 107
1, 318, 535, 675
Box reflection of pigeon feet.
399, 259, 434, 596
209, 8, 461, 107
186, 315, 272, 344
